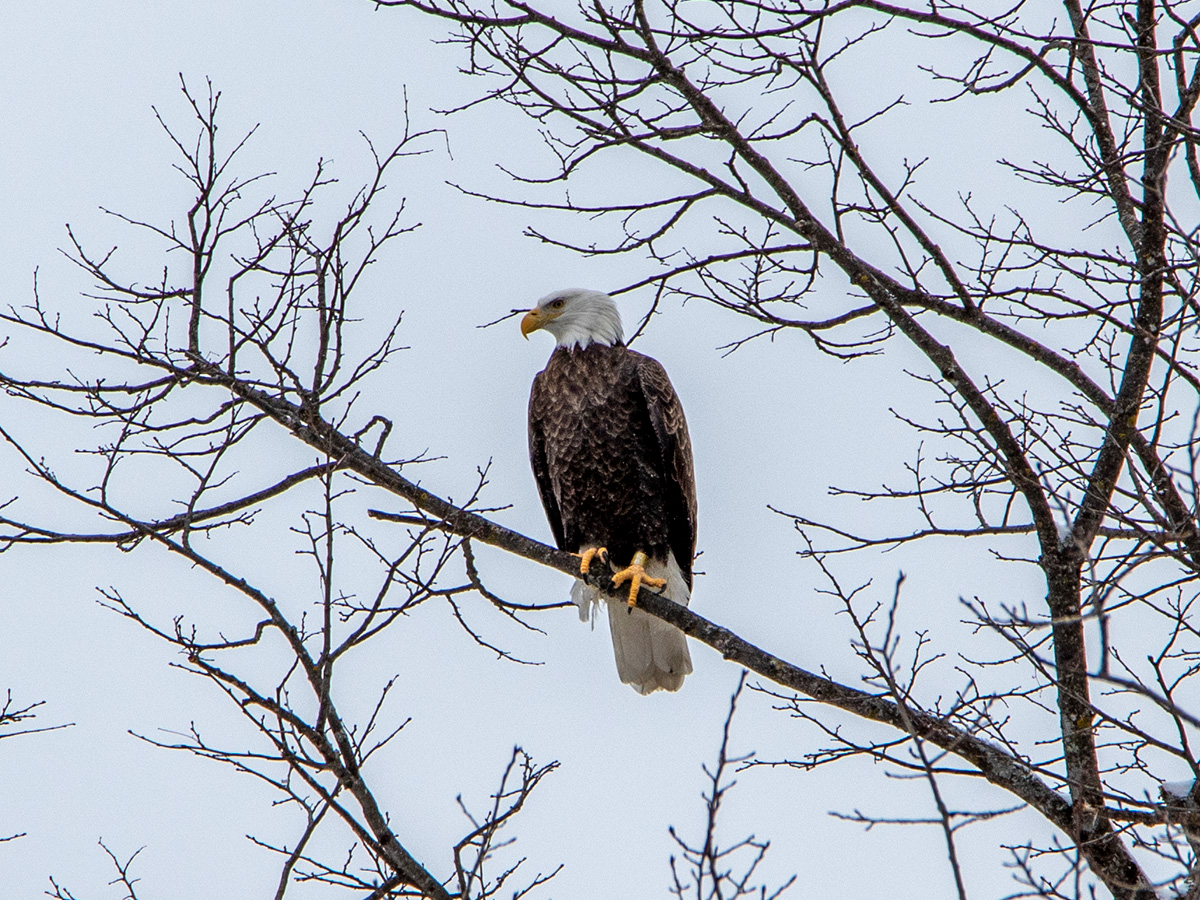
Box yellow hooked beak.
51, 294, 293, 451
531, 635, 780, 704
521, 306, 560, 339
520, 309, 541, 338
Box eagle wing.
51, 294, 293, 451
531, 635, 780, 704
528, 370, 567, 551
635, 354, 697, 589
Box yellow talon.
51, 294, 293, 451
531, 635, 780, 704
610, 551, 667, 606
574, 546, 606, 576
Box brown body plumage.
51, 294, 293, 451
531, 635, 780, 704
528, 343, 696, 586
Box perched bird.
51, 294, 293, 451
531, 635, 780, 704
522, 288, 696, 693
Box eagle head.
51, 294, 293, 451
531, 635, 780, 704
520, 288, 624, 350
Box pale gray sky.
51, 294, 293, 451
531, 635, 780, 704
0, 3, 1104, 898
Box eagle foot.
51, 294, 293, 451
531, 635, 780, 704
611, 551, 666, 607
574, 546, 608, 576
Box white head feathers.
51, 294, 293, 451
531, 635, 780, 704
521, 288, 625, 350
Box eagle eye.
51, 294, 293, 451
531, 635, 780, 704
549, 298, 565, 309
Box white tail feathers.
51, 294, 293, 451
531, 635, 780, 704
571, 551, 693, 694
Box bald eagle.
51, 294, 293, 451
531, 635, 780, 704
522, 288, 696, 694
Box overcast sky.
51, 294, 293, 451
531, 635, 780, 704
0, 3, 1111, 898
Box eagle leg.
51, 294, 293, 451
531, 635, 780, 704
574, 546, 608, 576
610, 551, 667, 607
